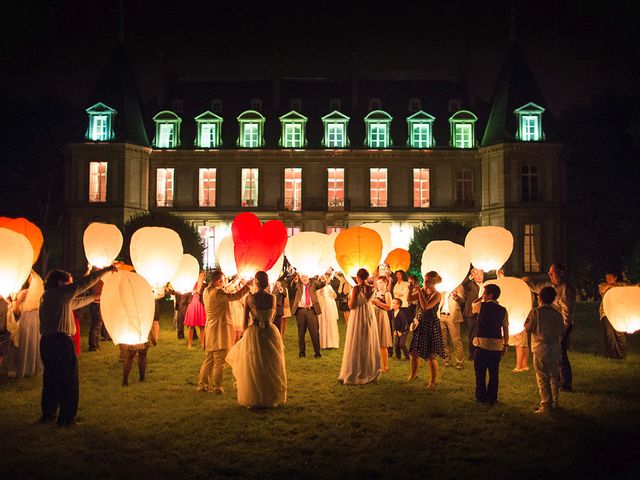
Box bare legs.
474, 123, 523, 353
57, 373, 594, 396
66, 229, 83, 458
198, 326, 204, 349
343, 310, 350, 326
122, 347, 148, 386
187, 326, 195, 349
380, 347, 389, 373
514, 346, 530, 372
408, 353, 419, 381
408, 353, 438, 387
280, 317, 287, 338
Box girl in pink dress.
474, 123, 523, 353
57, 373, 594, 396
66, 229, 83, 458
184, 272, 207, 349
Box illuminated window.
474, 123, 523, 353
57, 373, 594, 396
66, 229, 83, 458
195, 111, 223, 148
153, 111, 181, 148
156, 168, 174, 207
449, 110, 477, 148
521, 164, 540, 202
286, 227, 302, 237
515, 102, 545, 142
85, 103, 116, 141
327, 168, 345, 210
237, 110, 265, 148
283, 168, 302, 211
322, 111, 350, 148
413, 168, 430, 208
455, 168, 474, 206
88, 162, 108, 202
280, 111, 307, 148
408, 98, 422, 112
199, 226, 216, 269
407, 111, 435, 149
241, 168, 259, 207
199, 168, 216, 207
523, 224, 542, 273
370, 168, 388, 208
365, 110, 392, 148
326, 226, 343, 234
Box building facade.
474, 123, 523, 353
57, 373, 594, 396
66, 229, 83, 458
64, 42, 566, 275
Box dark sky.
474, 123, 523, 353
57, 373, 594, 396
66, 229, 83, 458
4, 0, 638, 115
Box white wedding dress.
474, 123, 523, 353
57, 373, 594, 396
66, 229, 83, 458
226, 292, 287, 408
338, 289, 381, 385
317, 285, 340, 349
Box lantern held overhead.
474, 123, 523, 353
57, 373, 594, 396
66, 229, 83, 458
465, 226, 514, 272
83, 222, 123, 268
334, 227, 383, 280
130, 227, 183, 287
170, 254, 200, 294
231, 213, 288, 278
0, 217, 43, 265
421, 240, 470, 292
481, 276, 532, 336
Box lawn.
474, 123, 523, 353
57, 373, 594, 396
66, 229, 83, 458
2, 302, 639, 480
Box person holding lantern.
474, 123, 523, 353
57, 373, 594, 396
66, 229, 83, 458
270, 278, 291, 337
462, 268, 484, 360
439, 285, 466, 370
598, 270, 628, 359
184, 271, 207, 350
290, 273, 326, 358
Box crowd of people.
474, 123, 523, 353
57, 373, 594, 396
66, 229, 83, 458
0, 259, 634, 424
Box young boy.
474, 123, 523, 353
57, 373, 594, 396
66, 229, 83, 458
390, 298, 410, 360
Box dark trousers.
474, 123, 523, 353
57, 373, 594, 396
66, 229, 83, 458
176, 311, 185, 339
465, 315, 478, 360
559, 325, 573, 389
602, 317, 626, 359
395, 333, 409, 359
89, 302, 105, 350
273, 315, 283, 332
296, 308, 320, 356
40, 334, 79, 424
474, 348, 502, 403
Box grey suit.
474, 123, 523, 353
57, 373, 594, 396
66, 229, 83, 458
291, 279, 325, 357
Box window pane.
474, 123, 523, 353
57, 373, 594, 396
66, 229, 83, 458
89, 162, 108, 202
243, 123, 259, 148
454, 123, 472, 148
284, 168, 302, 211
521, 164, 540, 202
327, 168, 345, 210
327, 123, 344, 148
413, 168, 430, 208
284, 123, 302, 148
91, 115, 108, 141
523, 224, 542, 272
158, 124, 174, 148
370, 168, 388, 207
241, 168, 259, 206
200, 124, 217, 148
199, 168, 216, 207
370, 123, 388, 148
411, 123, 430, 148
156, 168, 174, 207
522, 115, 540, 141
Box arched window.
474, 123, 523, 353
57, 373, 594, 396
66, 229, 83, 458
364, 110, 393, 148
449, 110, 478, 148
153, 111, 182, 149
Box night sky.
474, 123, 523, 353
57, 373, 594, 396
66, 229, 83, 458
4, 0, 639, 116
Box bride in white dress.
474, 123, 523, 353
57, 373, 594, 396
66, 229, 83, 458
339, 268, 381, 385
226, 271, 287, 408
317, 278, 340, 349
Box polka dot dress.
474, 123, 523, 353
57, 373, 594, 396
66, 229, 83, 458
409, 304, 445, 360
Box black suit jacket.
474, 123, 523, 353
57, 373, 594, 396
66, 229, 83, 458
389, 308, 411, 334
291, 279, 326, 316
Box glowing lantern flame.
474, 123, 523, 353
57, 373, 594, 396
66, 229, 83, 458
130, 227, 183, 287
334, 227, 383, 282
170, 254, 200, 294
385, 248, 411, 272
0, 217, 43, 265
0, 228, 33, 298
285, 232, 334, 277
83, 222, 123, 268
100, 271, 155, 345
231, 213, 287, 278
216, 235, 237, 276
603, 286, 640, 334
465, 226, 514, 272
481, 276, 532, 335
421, 240, 470, 292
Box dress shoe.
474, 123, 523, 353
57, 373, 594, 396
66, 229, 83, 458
299, 353, 305, 358
314, 353, 321, 358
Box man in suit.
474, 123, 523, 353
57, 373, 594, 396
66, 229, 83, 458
197, 270, 252, 394
440, 284, 466, 369
389, 298, 410, 359
290, 274, 326, 358
463, 268, 484, 360
270, 280, 291, 337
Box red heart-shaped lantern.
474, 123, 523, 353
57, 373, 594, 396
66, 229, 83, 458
231, 213, 287, 278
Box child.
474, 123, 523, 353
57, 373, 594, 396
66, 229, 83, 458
390, 298, 410, 360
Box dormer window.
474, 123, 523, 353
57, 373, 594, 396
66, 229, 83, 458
194, 111, 223, 148
364, 110, 392, 148
407, 111, 435, 149
449, 110, 478, 149
85, 102, 116, 141
153, 111, 182, 149
321, 110, 350, 148
515, 102, 545, 142
237, 110, 265, 148
279, 111, 308, 148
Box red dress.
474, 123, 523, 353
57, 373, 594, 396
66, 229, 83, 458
184, 284, 206, 327
72, 310, 81, 356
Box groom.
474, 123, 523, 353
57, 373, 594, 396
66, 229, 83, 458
290, 274, 326, 358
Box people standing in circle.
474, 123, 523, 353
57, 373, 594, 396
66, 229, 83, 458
407, 271, 445, 389
372, 276, 393, 372
339, 268, 381, 385
184, 271, 207, 350
598, 270, 628, 359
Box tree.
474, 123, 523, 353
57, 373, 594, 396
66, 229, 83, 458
408, 218, 471, 280
122, 211, 204, 267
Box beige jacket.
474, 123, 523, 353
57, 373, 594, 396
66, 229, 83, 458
527, 280, 577, 327
203, 284, 250, 352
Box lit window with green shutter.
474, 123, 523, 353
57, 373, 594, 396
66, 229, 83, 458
85, 103, 116, 142
364, 110, 393, 148
237, 110, 265, 148
153, 111, 182, 149
406, 111, 435, 149
279, 111, 308, 148
515, 102, 545, 142
322, 110, 350, 148
449, 110, 477, 149
195, 111, 223, 148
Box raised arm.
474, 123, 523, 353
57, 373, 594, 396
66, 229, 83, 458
62, 266, 115, 301
419, 289, 441, 310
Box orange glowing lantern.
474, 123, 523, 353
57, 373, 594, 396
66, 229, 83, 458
231, 213, 287, 278
334, 227, 383, 281
0, 217, 43, 265
385, 248, 411, 272
603, 286, 640, 334
361, 222, 392, 261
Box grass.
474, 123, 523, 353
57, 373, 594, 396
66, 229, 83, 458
2, 302, 640, 480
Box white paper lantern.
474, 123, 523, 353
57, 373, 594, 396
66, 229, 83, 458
285, 232, 334, 277
465, 226, 514, 272
216, 235, 237, 276
130, 227, 183, 287
421, 240, 470, 292
100, 271, 155, 345
266, 254, 285, 284
328, 231, 342, 272
83, 222, 123, 268
481, 276, 532, 336
170, 254, 200, 294
0, 228, 33, 298
603, 286, 640, 334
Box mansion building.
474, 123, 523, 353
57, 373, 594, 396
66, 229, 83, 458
63, 42, 566, 275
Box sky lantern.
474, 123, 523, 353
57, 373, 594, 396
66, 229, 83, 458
361, 223, 392, 261
285, 232, 333, 277
0, 217, 43, 265
464, 226, 514, 272
231, 213, 287, 278
421, 240, 470, 292
216, 235, 237, 276
481, 277, 533, 335
385, 248, 411, 272
603, 286, 640, 334
266, 254, 285, 284
0, 228, 34, 298
83, 222, 123, 268
170, 254, 200, 294
100, 271, 155, 345
130, 226, 183, 287
334, 227, 383, 282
